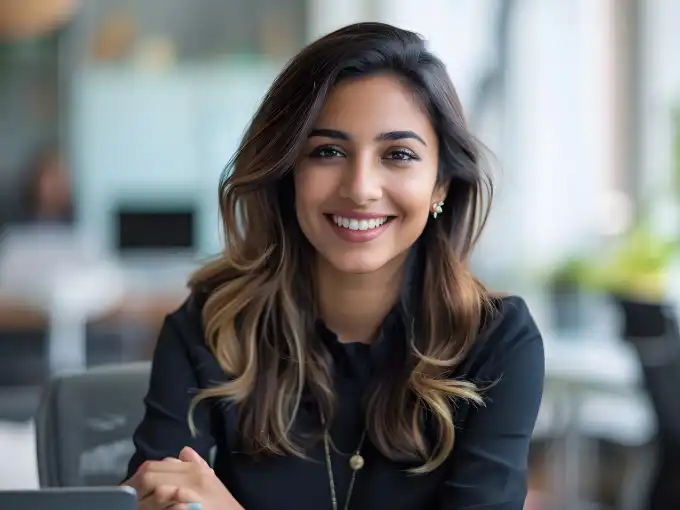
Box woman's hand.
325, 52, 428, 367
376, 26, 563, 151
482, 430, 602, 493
124, 447, 243, 510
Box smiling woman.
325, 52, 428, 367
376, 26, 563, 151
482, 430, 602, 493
123, 22, 544, 510
295, 75, 442, 275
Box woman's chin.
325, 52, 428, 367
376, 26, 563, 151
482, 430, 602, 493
323, 254, 390, 275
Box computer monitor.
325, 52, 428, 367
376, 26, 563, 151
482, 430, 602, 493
115, 205, 196, 254
0, 487, 137, 510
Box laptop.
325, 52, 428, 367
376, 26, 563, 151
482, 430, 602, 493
0, 487, 137, 510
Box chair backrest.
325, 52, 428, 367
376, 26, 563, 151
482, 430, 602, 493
618, 298, 670, 339
35, 362, 151, 487
616, 298, 680, 448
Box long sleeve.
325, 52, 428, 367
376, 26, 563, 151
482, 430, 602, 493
437, 306, 545, 509
126, 312, 216, 479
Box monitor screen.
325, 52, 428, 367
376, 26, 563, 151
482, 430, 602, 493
115, 206, 195, 253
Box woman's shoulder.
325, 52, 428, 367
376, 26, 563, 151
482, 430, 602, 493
485, 294, 541, 343
157, 292, 230, 383
460, 294, 544, 379
163, 292, 209, 348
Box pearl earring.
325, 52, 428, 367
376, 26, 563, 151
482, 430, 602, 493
432, 200, 444, 219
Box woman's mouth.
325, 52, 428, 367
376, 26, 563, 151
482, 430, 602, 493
330, 214, 392, 231
324, 214, 395, 243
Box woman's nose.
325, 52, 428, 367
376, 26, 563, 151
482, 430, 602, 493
338, 154, 383, 205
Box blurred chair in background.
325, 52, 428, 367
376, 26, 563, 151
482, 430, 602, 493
35, 362, 150, 487
618, 298, 680, 510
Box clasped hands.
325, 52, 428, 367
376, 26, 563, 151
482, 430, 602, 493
124, 446, 243, 510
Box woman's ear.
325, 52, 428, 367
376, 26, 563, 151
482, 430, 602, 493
431, 181, 449, 205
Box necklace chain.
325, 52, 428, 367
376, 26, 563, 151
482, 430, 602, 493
323, 427, 367, 510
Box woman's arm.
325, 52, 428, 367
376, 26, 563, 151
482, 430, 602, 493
126, 312, 216, 478
437, 301, 545, 509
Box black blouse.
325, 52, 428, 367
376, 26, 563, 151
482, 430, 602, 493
126, 294, 544, 510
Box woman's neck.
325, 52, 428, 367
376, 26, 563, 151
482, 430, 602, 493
315, 254, 408, 344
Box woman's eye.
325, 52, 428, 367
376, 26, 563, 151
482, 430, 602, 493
385, 149, 419, 162
310, 147, 344, 159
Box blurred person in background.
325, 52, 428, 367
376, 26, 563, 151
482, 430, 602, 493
123, 22, 544, 510
20, 143, 73, 225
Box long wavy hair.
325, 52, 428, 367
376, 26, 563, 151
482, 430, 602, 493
188, 22, 494, 473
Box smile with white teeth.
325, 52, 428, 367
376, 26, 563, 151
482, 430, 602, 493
331, 215, 390, 231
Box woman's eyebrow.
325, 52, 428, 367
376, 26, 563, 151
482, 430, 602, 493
308, 128, 426, 146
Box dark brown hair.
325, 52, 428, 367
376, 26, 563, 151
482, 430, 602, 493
189, 22, 493, 473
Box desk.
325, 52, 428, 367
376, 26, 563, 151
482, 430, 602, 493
543, 333, 650, 509
544, 334, 641, 392
0, 295, 47, 330
0, 291, 186, 372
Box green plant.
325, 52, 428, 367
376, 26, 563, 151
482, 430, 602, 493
588, 221, 679, 300
549, 256, 591, 287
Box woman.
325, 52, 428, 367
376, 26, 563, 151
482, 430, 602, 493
124, 22, 544, 510
20, 144, 73, 225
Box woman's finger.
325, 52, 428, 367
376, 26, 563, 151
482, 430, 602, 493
142, 460, 192, 473
137, 484, 179, 510
165, 487, 203, 510
173, 487, 203, 504
153, 485, 180, 506
178, 447, 210, 469
134, 471, 194, 501
128, 458, 194, 497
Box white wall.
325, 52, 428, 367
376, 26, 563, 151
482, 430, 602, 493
306, 0, 372, 41
373, 0, 494, 110
639, 0, 680, 198
503, 0, 617, 273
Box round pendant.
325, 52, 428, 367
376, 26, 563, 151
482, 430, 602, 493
349, 454, 365, 471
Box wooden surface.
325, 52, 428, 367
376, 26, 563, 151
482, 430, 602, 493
0, 291, 188, 332
0, 295, 47, 330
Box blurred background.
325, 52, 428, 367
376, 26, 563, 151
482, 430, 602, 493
0, 0, 679, 509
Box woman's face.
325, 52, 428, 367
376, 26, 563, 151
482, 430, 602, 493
294, 74, 445, 275
36, 154, 71, 216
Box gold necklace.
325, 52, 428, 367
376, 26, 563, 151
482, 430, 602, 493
323, 428, 367, 510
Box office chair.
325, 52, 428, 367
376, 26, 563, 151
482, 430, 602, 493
35, 362, 150, 487
617, 297, 680, 510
